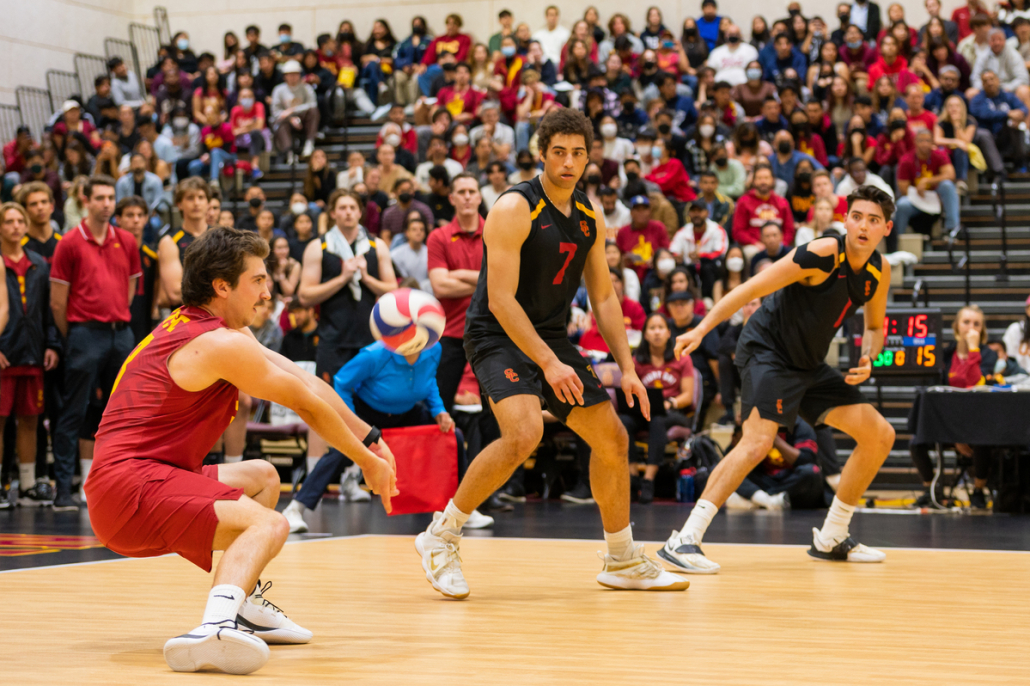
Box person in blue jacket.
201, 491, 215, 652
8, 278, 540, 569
283, 340, 479, 531
759, 33, 807, 85
969, 69, 1029, 170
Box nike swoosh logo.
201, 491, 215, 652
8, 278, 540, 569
215, 595, 236, 600
236, 615, 278, 632
541, 224, 551, 229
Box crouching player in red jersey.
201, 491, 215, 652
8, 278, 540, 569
85, 227, 398, 675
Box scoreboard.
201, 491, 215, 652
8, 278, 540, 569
847, 308, 943, 375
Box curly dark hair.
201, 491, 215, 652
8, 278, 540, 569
536, 108, 594, 157
182, 227, 270, 307
846, 184, 895, 222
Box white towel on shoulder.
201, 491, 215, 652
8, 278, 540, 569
324, 225, 371, 300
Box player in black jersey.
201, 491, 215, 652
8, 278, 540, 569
415, 108, 688, 598
157, 177, 211, 308
659, 185, 897, 573
115, 197, 157, 344
18, 182, 62, 263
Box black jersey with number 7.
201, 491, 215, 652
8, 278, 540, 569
465, 177, 599, 342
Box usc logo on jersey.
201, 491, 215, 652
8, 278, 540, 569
776, 399, 783, 414
580, 220, 590, 237
505, 368, 520, 382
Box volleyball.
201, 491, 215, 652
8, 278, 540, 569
369, 288, 446, 355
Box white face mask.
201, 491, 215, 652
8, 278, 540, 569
994, 357, 1007, 374
291, 202, 308, 216
384, 133, 401, 147
698, 124, 716, 138
173, 117, 189, 129
726, 256, 744, 272
601, 123, 618, 139
452, 133, 469, 146
657, 257, 676, 276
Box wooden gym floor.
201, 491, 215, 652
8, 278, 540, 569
2, 534, 1028, 685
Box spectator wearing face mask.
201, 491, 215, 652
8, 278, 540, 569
229, 88, 267, 158
708, 145, 746, 199
381, 178, 434, 245
641, 248, 680, 313
768, 130, 823, 187
707, 23, 759, 86
790, 110, 828, 167
599, 115, 634, 163
646, 138, 696, 205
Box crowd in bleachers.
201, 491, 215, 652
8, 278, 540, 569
3, 0, 1030, 515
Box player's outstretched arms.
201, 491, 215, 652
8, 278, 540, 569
674, 237, 840, 359
173, 328, 398, 512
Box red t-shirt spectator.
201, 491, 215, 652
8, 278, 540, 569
866, 58, 920, 93
578, 298, 647, 354
426, 215, 485, 339
796, 134, 828, 166
907, 110, 938, 134
732, 188, 795, 246
898, 148, 952, 188
421, 34, 473, 65
874, 128, 915, 166
952, 5, 974, 40
616, 221, 670, 280
837, 135, 878, 158
50, 222, 141, 324
376, 126, 418, 156
436, 85, 485, 121
3, 139, 31, 174
634, 353, 695, 400
948, 348, 984, 387
806, 195, 849, 223
230, 101, 266, 133
646, 158, 697, 203
201, 122, 235, 153
493, 56, 524, 122
839, 44, 878, 69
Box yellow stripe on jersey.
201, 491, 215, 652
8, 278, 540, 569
172, 230, 185, 243
575, 201, 596, 219
320, 241, 328, 250
866, 262, 881, 282
20, 236, 28, 246
142, 244, 158, 259
529, 199, 546, 221
54, 232, 61, 241
839, 252, 846, 264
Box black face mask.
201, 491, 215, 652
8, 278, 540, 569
622, 101, 635, 112
518, 160, 534, 170
586, 174, 602, 185
714, 156, 728, 167
358, 193, 369, 203
777, 140, 792, 154
789, 8, 801, 16
249, 197, 263, 208
643, 61, 657, 70
625, 171, 640, 182
796, 171, 812, 184
30, 163, 43, 175
888, 120, 907, 132
685, 28, 698, 36
727, 35, 741, 44
792, 123, 809, 136
338, 31, 354, 42
658, 123, 672, 134
851, 127, 867, 137
412, 25, 426, 36
398, 192, 412, 204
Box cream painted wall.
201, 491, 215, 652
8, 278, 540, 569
0, 0, 139, 102
149, 0, 975, 57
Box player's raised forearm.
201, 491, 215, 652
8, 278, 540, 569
593, 292, 635, 371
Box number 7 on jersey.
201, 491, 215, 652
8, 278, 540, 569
553, 242, 577, 285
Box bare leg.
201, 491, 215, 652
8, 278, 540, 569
17, 415, 38, 467
822, 404, 895, 506
217, 459, 281, 509
563, 402, 630, 534
211, 496, 289, 591
695, 407, 779, 507
222, 392, 252, 459
451, 395, 542, 514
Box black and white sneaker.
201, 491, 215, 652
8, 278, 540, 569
969, 488, 988, 510
807, 528, 886, 563
561, 482, 594, 505
18, 481, 55, 507
236, 580, 313, 644
497, 481, 527, 504
164, 619, 270, 674
52, 489, 79, 512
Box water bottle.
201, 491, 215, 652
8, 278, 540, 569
676, 468, 696, 503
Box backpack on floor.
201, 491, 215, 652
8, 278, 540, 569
676, 435, 724, 496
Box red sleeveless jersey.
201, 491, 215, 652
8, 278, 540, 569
94, 306, 239, 473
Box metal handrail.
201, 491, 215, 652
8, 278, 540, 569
992, 179, 1010, 282
910, 278, 930, 308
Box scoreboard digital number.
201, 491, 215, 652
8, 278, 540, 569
847, 308, 943, 375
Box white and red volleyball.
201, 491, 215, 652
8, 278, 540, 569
369, 288, 446, 355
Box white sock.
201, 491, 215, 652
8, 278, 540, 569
201, 584, 247, 626
825, 473, 841, 492
433, 499, 470, 534
604, 525, 635, 561
18, 463, 34, 488
682, 499, 718, 542
306, 456, 320, 474
820, 496, 856, 543
285, 499, 306, 514
80, 459, 92, 486
751, 490, 775, 509
224, 455, 243, 463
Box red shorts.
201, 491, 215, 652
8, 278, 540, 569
84, 459, 244, 572
0, 366, 44, 417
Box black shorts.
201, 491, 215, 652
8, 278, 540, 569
315, 345, 362, 384
738, 352, 867, 429
465, 334, 611, 422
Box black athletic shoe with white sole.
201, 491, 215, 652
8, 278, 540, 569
807, 528, 886, 563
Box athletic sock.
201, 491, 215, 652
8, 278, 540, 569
18, 463, 34, 489
225, 455, 243, 463
79, 459, 92, 486
433, 499, 469, 534
604, 525, 635, 561
682, 499, 718, 542
305, 456, 320, 475
201, 584, 247, 626
820, 496, 856, 544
